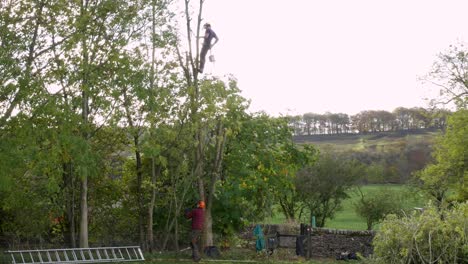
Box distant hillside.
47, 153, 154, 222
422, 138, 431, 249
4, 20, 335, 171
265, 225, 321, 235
293, 128, 440, 150
293, 129, 442, 183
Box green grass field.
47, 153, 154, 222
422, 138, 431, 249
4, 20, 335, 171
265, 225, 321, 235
326, 184, 425, 230
266, 184, 426, 230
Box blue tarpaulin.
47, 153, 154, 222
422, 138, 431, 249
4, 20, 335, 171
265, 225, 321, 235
253, 224, 265, 252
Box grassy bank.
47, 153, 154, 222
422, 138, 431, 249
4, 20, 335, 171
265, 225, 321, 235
293, 129, 439, 152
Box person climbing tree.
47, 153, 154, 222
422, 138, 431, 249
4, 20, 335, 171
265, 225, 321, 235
185, 200, 205, 262
198, 23, 219, 73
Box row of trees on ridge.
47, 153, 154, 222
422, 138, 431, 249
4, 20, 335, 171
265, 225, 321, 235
286, 107, 451, 135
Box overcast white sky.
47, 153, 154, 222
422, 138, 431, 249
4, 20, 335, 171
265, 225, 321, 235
197, 0, 467, 116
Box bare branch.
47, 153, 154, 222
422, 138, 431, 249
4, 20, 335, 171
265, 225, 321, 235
32, 34, 72, 60
426, 80, 458, 97
195, 0, 205, 73
183, 0, 195, 72
175, 41, 190, 82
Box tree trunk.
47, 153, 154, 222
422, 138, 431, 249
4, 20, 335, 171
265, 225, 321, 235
79, 67, 90, 248
122, 82, 146, 250
79, 173, 88, 247
64, 162, 76, 248
161, 198, 173, 250
147, 158, 161, 252
279, 197, 296, 222
204, 209, 213, 246
78, 0, 91, 248
174, 191, 179, 252
204, 120, 227, 246
146, 0, 160, 252
162, 170, 191, 250
196, 127, 206, 198
195, 128, 206, 249
135, 140, 146, 250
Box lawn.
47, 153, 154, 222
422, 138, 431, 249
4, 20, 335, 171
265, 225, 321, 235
326, 184, 425, 230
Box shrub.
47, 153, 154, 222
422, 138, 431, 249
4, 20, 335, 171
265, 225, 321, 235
354, 188, 403, 230
372, 202, 468, 263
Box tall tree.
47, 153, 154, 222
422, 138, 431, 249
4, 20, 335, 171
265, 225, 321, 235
221, 114, 317, 223
198, 77, 248, 246
222, 114, 292, 222
52, 0, 148, 247
303, 113, 317, 135
142, 0, 179, 251
175, 0, 236, 247
0, 0, 82, 246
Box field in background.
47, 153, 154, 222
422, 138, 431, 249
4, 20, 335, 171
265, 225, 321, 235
293, 129, 439, 152
266, 184, 426, 230
290, 130, 435, 230
326, 184, 425, 230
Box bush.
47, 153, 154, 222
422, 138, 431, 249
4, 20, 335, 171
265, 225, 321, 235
354, 188, 403, 230
372, 202, 468, 263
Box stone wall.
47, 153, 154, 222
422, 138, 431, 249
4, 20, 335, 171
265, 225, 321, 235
244, 224, 375, 258
308, 228, 374, 258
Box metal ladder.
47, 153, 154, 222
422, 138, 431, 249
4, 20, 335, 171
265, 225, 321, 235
5, 246, 145, 264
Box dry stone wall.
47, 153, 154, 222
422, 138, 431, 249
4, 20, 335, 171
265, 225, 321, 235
308, 228, 374, 258
243, 224, 375, 258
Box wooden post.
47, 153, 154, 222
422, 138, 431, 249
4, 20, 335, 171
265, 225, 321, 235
307, 225, 312, 259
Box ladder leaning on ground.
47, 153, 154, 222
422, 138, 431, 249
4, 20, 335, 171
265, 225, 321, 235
5, 246, 145, 264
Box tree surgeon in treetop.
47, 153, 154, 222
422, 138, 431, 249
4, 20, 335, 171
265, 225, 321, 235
198, 23, 219, 73
185, 200, 205, 262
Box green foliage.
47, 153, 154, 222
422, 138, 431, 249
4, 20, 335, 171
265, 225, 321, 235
295, 152, 363, 227
372, 202, 468, 263
416, 109, 468, 204
354, 188, 404, 230
272, 143, 318, 221
363, 162, 386, 183
216, 114, 313, 234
